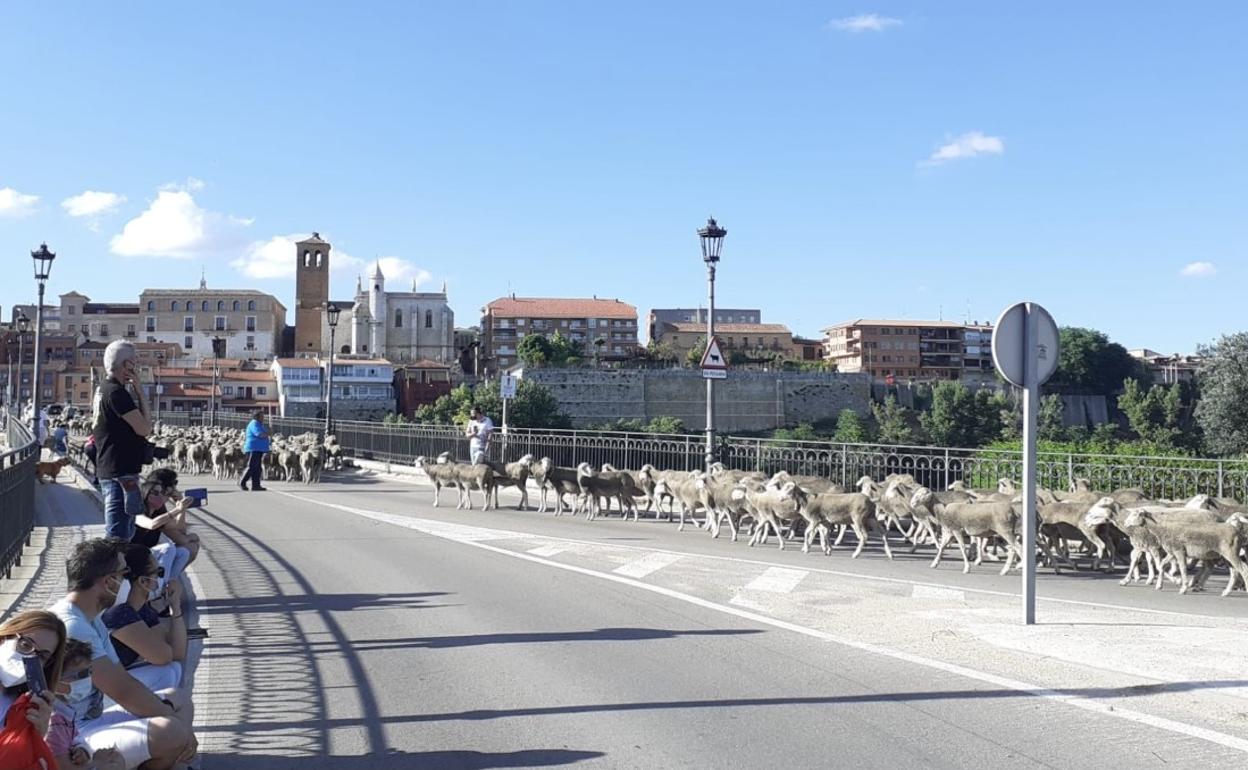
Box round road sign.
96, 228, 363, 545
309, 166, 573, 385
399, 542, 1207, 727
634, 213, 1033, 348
991, 302, 1060, 387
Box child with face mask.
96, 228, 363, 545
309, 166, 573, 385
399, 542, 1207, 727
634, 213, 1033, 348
46, 639, 124, 770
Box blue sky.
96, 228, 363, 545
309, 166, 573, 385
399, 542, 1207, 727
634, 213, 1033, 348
1, 2, 1244, 353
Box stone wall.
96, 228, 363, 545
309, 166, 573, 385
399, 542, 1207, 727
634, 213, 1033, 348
520, 369, 871, 431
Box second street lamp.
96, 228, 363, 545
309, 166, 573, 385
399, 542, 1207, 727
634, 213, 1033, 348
13, 312, 30, 410
325, 303, 341, 438
698, 216, 726, 471
30, 243, 56, 438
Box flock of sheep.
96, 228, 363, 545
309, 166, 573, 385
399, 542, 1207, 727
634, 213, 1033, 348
413, 454, 1248, 598
147, 425, 347, 483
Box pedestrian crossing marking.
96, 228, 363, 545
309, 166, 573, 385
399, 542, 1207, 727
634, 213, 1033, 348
613, 552, 683, 579
527, 544, 568, 558
744, 567, 809, 594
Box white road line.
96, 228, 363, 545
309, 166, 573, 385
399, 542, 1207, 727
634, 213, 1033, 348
284, 493, 1248, 756
614, 552, 684, 579
912, 585, 966, 601
277, 490, 1244, 626
744, 567, 808, 594
527, 545, 568, 558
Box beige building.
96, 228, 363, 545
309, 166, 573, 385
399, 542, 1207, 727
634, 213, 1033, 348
481, 296, 638, 371
822, 319, 982, 381
138, 281, 286, 361
652, 321, 793, 360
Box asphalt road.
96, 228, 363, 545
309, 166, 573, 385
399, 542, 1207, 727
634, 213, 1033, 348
184, 469, 1248, 769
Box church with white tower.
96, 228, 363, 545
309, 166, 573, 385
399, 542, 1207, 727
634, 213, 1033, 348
296, 234, 455, 363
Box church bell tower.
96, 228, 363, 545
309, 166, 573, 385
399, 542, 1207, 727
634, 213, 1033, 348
294, 233, 331, 354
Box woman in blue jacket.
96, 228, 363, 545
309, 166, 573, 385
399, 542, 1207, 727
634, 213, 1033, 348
239, 411, 271, 491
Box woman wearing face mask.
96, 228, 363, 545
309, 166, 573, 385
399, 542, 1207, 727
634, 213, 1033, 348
133, 469, 199, 588
101, 544, 187, 695
0, 610, 66, 743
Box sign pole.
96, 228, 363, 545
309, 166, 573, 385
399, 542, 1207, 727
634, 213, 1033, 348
1022, 305, 1038, 625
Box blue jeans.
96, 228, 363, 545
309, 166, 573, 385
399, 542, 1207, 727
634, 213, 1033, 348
100, 475, 143, 541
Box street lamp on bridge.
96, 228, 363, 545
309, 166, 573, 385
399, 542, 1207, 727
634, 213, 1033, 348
30, 244, 56, 438
697, 216, 726, 471
325, 302, 342, 438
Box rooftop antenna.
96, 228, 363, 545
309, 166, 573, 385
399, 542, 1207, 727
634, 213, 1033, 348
938, 303, 943, 321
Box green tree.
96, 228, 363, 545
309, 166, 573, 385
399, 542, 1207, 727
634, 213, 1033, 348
773, 422, 825, 442
919, 381, 1007, 447
1195, 332, 1248, 456
414, 379, 571, 429
645, 415, 686, 434
1118, 378, 1183, 446
643, 339, 679, 364
871, 395, 913, 445
547, 331, 582, 365
1038, 393, 1067, 441
516, 334, 552, 367
685, 336, 706, 367
1046, 327, 1145, 395
833, 409, 872, 443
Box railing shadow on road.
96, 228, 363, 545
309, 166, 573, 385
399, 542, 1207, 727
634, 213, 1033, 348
203, 747, 607, 770
189, 508, 391, 759
195, 591, 454, 615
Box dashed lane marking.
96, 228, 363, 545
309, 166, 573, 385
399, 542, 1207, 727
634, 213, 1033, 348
278, 491, 1248, 758
613, 552, 684, 579
527, 545, 569, 558
744, 567, 809, 594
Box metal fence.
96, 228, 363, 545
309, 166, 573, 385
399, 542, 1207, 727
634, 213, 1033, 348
154, 412, 1248, 502
0, 410, 39, 579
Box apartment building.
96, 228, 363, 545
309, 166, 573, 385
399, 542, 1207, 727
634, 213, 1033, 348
651, 321, 794, 360
822, 319, 982, 381
1128, 349, 1205, 385
481, 296, 639, 371
137, 286, 286, 360
648, 308, 761, 342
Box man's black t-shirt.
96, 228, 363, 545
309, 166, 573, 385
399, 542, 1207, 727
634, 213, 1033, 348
94, 378, 145, 478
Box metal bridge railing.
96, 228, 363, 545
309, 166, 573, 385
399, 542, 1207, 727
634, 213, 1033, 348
151, 412, 1247, 502
0, 409, 39, 578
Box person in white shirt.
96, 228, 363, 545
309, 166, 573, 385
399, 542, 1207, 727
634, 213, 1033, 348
466, 407, 494, 465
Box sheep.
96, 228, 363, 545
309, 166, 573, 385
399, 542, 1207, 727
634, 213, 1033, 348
741, 481, 806, 549
654, 472, 709, 532
804, 491, 893, 559
576, 462, 635, 520
911, 488, 1024, 575
1038, 496, 1118, 572
533, 457, 582, 515
601, 464, 655, 518
451, 461, 496, 511
414, 455, 460, 507
299, 448, 323, 484
488, 454, 535, 510
700, 473, 759, 540
1122, 509, 1248, 596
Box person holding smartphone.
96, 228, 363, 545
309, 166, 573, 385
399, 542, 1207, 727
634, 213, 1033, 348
93, 341, 152, 541
0, 610, 66, 744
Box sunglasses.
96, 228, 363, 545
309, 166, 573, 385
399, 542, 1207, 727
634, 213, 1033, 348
62, 666, 93, 682
127, 566, 165, 581
14, 635, 53, 663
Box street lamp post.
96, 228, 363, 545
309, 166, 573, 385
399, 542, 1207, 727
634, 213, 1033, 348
13, 313, 30, 412
210, 336, 225, 426
30, 244, 56, 439
697, 217, 726, 471
325, 303, 341, 438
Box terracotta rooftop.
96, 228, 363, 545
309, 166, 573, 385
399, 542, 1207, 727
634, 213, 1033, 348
663, 322, 791, 334
399, 359, 451, 370
485, 297, 637, 320
219, 371, 277, 382
332, 358, 393, 366
822, 319, 968, 331
274, 358, 322, 368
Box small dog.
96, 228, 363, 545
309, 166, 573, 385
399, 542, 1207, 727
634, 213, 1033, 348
36, 457, 72, 484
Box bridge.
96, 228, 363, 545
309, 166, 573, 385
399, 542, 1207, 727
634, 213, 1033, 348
2, 414, 1247, 768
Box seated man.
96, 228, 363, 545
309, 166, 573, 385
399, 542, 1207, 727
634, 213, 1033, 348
50, 538, 196, 770
102, 544, 187, 696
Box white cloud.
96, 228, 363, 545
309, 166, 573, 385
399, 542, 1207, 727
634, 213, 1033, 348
0, 187, 40, 218
922, 131, 1005, 165
230, 234, 432, 291
110, 187, 251, 258
61, 190, 127, 230
1179, 261, 1216, 278
828, 14, 902, 33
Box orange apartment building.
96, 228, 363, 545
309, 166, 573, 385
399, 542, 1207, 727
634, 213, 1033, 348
822, 319, 992, 381
481, 296, 639, 372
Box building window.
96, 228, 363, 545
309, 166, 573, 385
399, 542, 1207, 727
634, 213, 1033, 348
184, 317, 194, 332
201, 300, 209, 312
246, 335, 255, 350
147, 337, 156, 343
232, 300, 240, 312
303, 250, 310, 267
215, 300, 223, 311
214, 316, 226, 331
395, 309, 402, 328
170, 301, 178, 311
146, 317, 156, 332
223, 386, 234, 396
184, 336, 193, 349
100, 324, 109, 337
247, 300, 256, 311
425, 310, 432, 328
127, 324, 136, 337
245, 316, 256, 332
147, 301, 155, 311
67, 324, 76, 333
257, 386, 267, 395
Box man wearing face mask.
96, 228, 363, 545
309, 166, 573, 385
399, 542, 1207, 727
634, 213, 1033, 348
49, 538, 196, 770
93, 341, 152, 542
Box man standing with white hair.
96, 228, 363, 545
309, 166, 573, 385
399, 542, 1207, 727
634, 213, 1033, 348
93, 340, 153, 541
